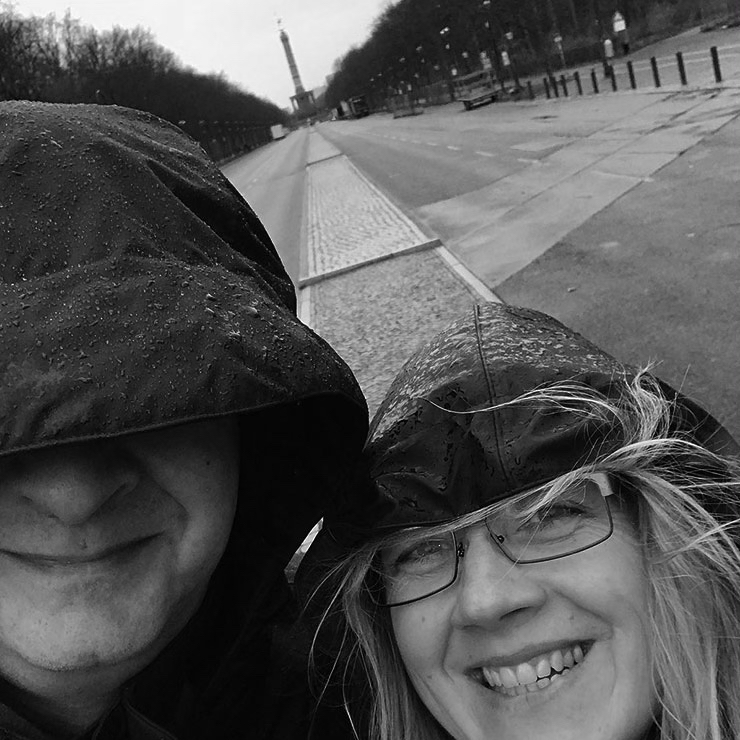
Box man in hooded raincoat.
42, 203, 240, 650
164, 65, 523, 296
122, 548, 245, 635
0, 101, 369, 739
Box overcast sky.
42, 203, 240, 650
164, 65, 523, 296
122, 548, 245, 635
7, 0, 387, 108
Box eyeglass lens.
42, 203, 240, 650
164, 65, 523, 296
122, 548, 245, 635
379, 475, 613, 607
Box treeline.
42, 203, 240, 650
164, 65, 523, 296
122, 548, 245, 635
0, 7, 287, 157
326, 0, 729, 108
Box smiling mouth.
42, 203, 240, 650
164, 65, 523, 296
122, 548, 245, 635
0, 535, 160, 568
474, 642, 592, 697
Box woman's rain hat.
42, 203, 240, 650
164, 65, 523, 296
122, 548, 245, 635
330, 303, 739, 537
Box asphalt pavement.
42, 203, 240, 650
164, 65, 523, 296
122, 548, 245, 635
301, 84, 739, 442
498, 101, 740, 439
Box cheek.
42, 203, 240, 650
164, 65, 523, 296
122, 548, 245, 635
576, 530, 655, 698
158, 456, 239, 581
155, 424, 241, 578
391, 605, 447, 679
176, 473, 239, 578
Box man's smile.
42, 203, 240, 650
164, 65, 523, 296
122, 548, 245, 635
0, 534, 163, 570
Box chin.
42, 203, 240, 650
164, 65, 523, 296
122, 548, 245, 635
0, 598, 176, 677
18, 621, 165, 675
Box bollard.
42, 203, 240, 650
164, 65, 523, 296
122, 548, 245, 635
543, 77, 551, 99
574, 70, 583, 95
560, 74, 569, 97
627, 61, 637, 89
651, 56, 661, 88
591, 68, 600, 93
676, 52, 688, 85
711, 46, 722, 83
550, 75, 560, 98
610, 66, 618, 91
527, 80, 535, 100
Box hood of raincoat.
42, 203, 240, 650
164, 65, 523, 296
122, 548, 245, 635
0, 101, 370, 736
0, 100, 368, 543
351, 303, 739, 531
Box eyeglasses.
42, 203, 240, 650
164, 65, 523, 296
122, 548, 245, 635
377, 473, 614, 607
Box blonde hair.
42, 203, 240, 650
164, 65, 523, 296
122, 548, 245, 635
310, 372, 740, 740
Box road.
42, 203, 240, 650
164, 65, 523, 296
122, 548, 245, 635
222, 129, 308, 287
314, 26, 739, 213
316, 92, 671, 210
221, 24, 740, 436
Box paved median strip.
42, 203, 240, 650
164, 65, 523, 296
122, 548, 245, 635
301, 153, 438, 283
299, 131, 500, 412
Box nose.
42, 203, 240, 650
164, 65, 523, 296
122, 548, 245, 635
4, 442, 140, 526
450, 529, 548, 629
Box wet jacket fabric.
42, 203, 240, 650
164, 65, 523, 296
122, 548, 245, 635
322, 302, 738, 538
0, 101, 369, 738
360, 303, 739, 531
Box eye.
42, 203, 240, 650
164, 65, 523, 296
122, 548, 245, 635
382, 535, 455, 575
398, 537, 451, 563
519, 501, 589, 530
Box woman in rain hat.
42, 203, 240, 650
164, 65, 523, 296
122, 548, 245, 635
0, 101, 369, 739
306, 302, 740, 740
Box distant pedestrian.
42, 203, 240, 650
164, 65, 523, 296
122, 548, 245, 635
604, 37, 615, 77
613, 10, 630, 54
0, 101, 369, 739
619, 27, 631, 55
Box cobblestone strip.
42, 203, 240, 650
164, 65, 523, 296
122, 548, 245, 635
300, 133, 499, 414
303, 155, 433, 280
310, 249, 486, 413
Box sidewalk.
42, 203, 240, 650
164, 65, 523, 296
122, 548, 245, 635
300, 86, 740, 439
417, 86, 740, 287
514, 23, 740, 99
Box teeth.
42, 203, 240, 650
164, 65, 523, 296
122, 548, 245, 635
515, 663, 538, 685
500, 666, 518, 688
482, 667, 502, 687
479, 644, 587, 694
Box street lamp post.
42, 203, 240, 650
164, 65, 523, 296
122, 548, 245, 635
398, 56, 407, 95
438, 25, 457, 98
439, 26, 459, 76
461, 50, 471, 73
505, 30, 521, 87
481, 0, 507, 84
415, 44, 429, 86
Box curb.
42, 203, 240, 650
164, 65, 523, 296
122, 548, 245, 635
298, 239, 441, 287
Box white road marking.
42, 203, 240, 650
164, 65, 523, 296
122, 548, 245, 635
447, 145, 461, 151
475, 150, 495, 157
